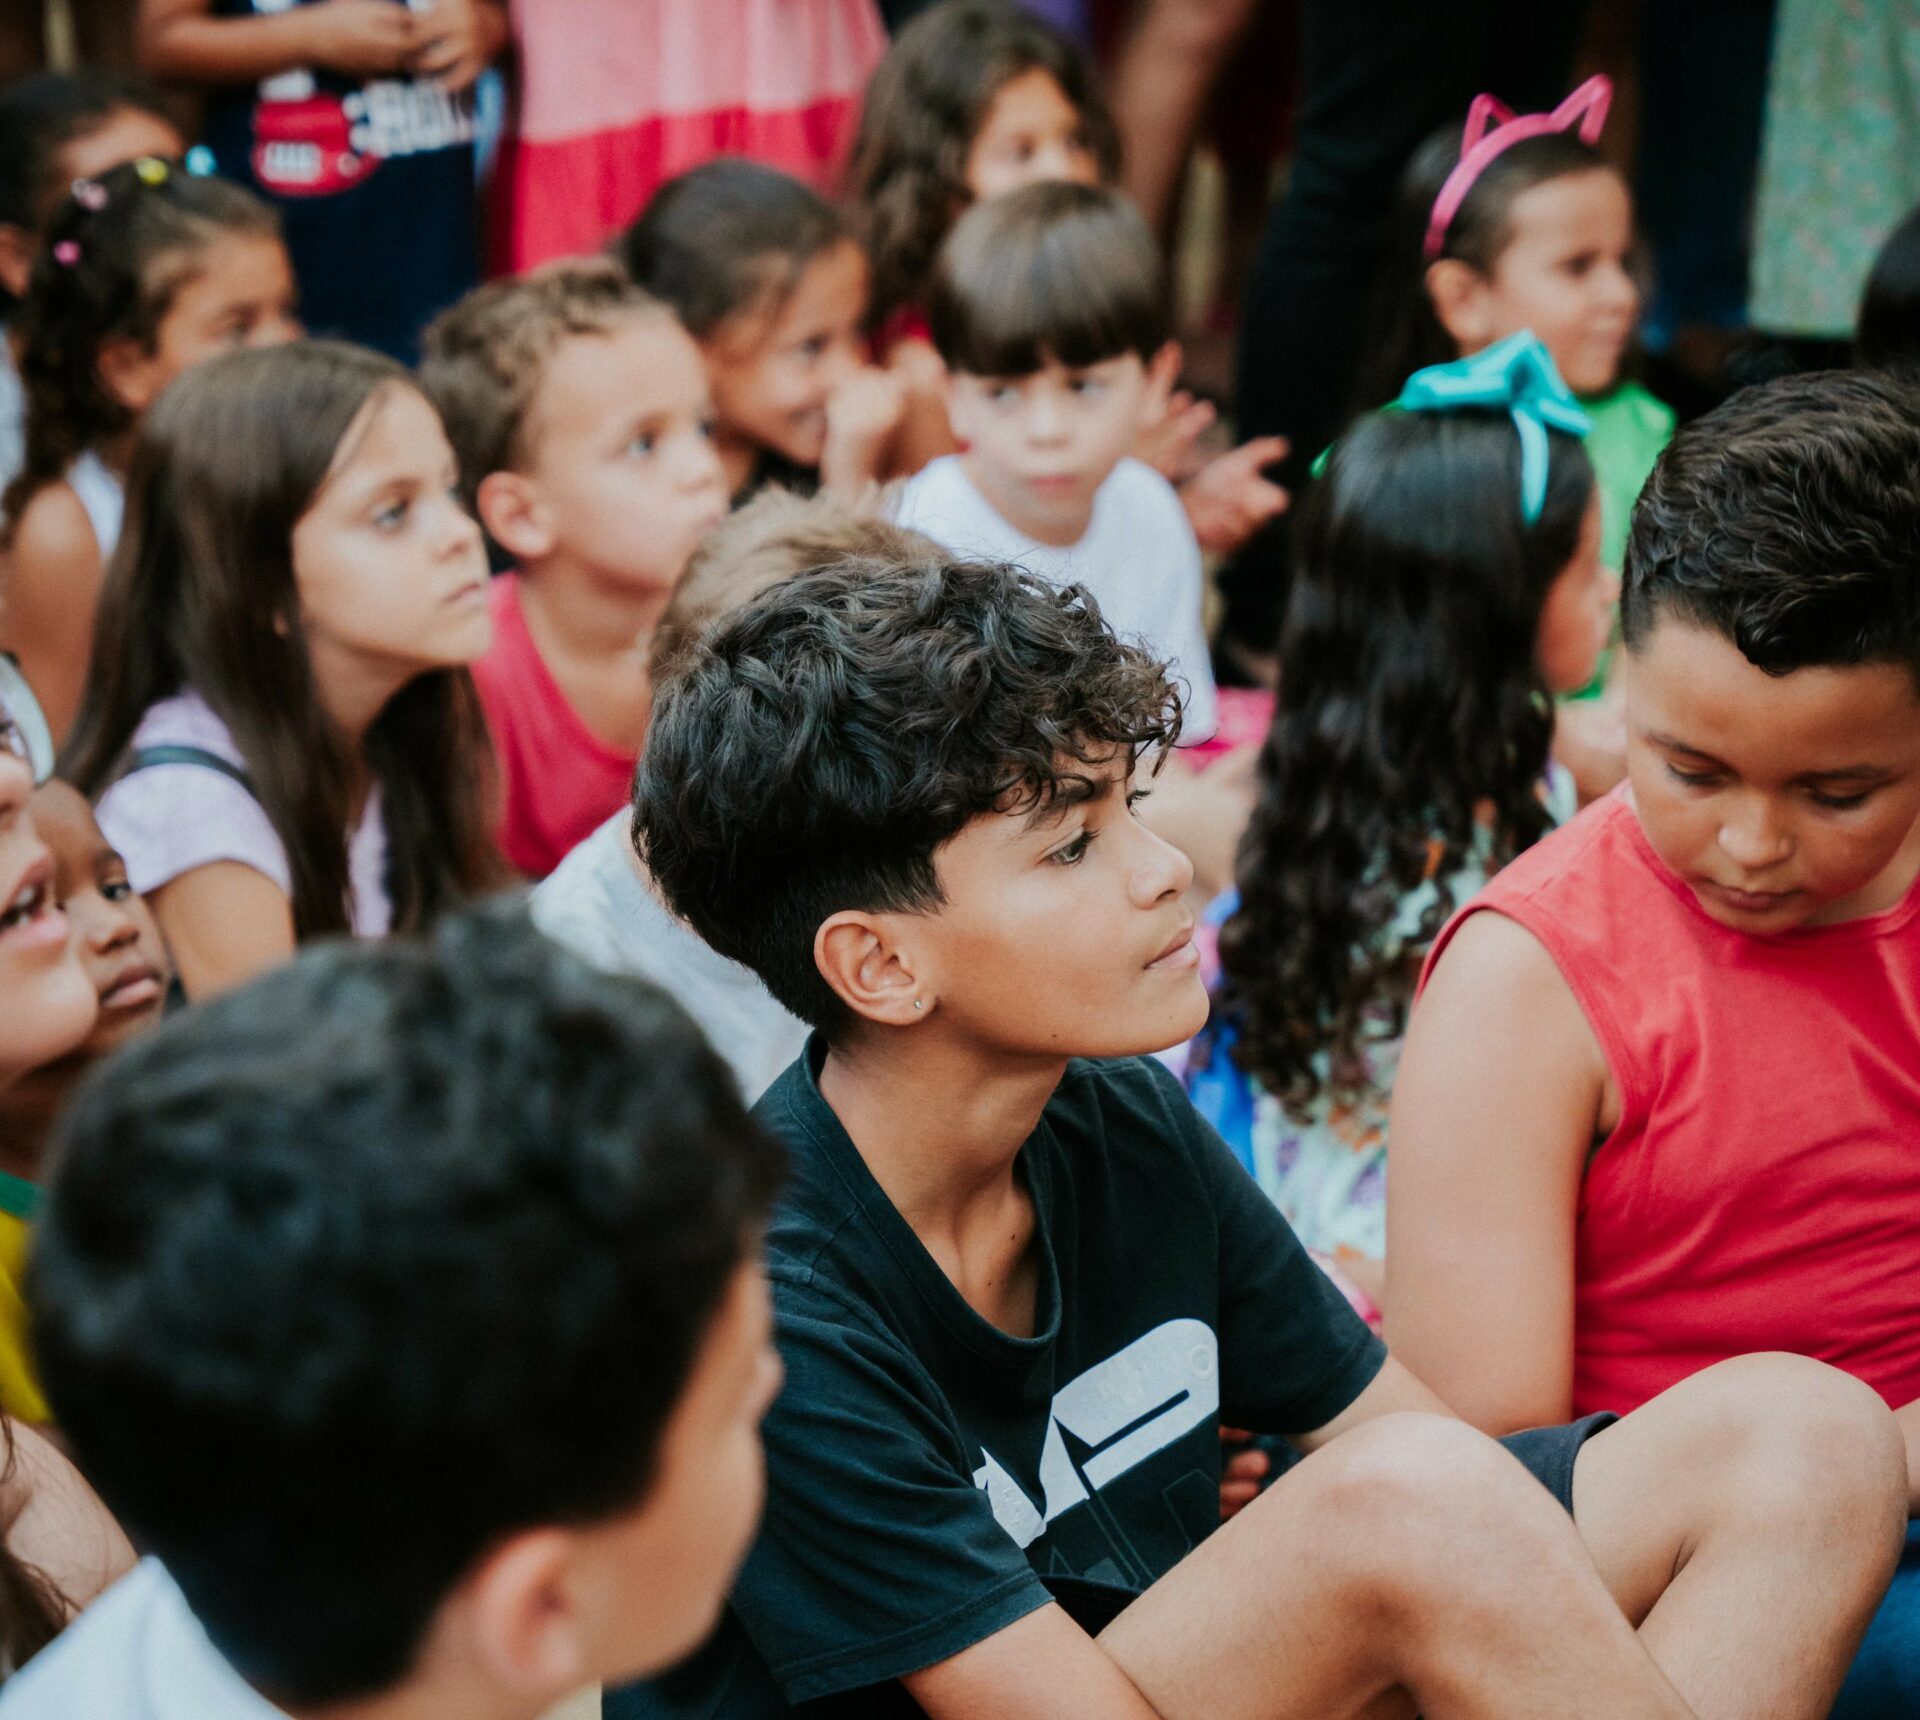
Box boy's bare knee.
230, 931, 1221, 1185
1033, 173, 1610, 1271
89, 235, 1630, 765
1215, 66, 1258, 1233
1673, 1355, 1905, 1546
1296, 1413, 1570, 1617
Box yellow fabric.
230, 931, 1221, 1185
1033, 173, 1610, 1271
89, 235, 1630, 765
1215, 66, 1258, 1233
0, 1209, 47, 1424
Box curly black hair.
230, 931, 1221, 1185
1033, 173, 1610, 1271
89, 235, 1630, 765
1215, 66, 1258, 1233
848, 0, 1120, 333
1623, 368, 1920, 682
633, 555, 1181, 1030
1219, 408, 1593, 1112
2, 156, 277, 534
32, 909, 782, 1707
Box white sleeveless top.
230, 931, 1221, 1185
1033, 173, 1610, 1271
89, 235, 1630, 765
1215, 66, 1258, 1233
66, 448, 125, 563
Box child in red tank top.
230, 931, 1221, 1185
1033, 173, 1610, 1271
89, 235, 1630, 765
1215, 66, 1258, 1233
1386, 369, 1920, 1717
421, 262, 728, 879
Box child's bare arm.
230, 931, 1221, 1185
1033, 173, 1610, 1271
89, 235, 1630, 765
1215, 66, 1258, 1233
149, 861, 297, 999
0, 484, 105, 749
906, 1605, 1165, 1720
1896, 1400, 1920, 1515
139, 0, 420, 85
1382, 910, 1609, 1433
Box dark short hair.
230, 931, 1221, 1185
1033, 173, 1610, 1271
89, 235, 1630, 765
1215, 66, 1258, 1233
1857, 202, 1920, 369
31, 911, 782, 1708
632, 558, 1181, 1030
929, 180, 1166, 378
1622, 368, 1920, 684
615, 158, 850, 340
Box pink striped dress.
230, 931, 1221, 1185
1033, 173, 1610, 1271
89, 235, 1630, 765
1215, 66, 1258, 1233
493, 0, 887, 272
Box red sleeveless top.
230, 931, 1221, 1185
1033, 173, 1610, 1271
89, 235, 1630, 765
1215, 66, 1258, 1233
1421, 787, 1920, 1417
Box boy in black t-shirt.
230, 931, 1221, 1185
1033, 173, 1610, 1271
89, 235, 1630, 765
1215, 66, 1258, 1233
618, 557, 1906, 1719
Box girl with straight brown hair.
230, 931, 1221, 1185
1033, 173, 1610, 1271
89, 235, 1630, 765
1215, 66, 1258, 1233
64, 340, 504, 997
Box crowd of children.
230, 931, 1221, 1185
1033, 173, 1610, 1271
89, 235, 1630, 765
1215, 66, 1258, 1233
0, 2, 1918, 1716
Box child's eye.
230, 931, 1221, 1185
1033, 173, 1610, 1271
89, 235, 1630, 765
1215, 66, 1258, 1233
627, 432, 656, 457
1810, 787, 1873, 811
799, 335, 829, 360
1048, 829, 1095, 866
1665, 764, 1720, 791
698, 413, 717, 440
373, 497, 410, 530
100, 877, 133, 902
1126, 788, 1151, 810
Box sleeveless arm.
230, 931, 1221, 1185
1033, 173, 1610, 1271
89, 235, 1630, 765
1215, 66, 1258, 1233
0, 485, 103, 750
150, 861, 296, 999
1383, 910, 1609, 1433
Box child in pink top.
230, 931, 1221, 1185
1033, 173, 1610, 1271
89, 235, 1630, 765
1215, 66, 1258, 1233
1387, 369, 1920, 1715
422, 261, 728, 878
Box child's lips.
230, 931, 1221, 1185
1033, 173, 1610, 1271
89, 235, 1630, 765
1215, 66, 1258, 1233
0, 852, 66, 958
99, 962, 164, 1012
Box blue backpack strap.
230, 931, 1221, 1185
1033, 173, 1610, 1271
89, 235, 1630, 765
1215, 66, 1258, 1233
122, 744, 257, 795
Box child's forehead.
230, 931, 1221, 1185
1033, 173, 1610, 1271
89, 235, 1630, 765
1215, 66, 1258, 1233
1629, 614, 1920, 768
527, 315, 700, 427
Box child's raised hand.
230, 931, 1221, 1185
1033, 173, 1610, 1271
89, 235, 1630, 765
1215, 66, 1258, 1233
820, 366, 908, 497
1136, 388, 1218, 483
408, 0, 507, 93
1179, 435, 1289, 557
296, 0, 423, 78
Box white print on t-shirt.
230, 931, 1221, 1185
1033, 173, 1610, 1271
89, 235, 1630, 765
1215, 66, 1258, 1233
972, 1319, 1219, 1550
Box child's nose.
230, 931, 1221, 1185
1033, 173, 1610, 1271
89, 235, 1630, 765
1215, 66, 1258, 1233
1131, 813, 1194, 905
90, 905, 138, 954
1718, 801, 1792, 870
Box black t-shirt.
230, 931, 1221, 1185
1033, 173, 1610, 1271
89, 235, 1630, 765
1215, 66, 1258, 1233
611, 1041, 1386, 1717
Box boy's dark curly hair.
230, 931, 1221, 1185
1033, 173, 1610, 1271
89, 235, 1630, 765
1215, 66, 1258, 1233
848, 0, 1120, 333
32, 910, 782, 1708
1220, 409, 1592, 1111
1624, 368, 1920, 683
633, 555, 1181, 1031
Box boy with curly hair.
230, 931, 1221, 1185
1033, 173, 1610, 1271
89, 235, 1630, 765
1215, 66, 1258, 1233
612, 553, 1904, 1718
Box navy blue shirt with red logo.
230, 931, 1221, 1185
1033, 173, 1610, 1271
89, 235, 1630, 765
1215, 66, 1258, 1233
202, 0, 479, 360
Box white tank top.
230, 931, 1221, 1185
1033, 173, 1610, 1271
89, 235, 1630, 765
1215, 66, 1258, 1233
65, 448, 124, 563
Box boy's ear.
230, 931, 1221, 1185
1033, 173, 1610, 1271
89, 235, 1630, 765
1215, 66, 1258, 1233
1424, 259, 1493, 352
815, 911, 930, 1027
0, 224, 33, 301
95, 334, 166, 415
476, 469, 557, 563
458, 1527, 591, 1698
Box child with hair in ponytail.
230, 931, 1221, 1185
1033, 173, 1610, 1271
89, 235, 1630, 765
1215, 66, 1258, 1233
0, 156, 297, 747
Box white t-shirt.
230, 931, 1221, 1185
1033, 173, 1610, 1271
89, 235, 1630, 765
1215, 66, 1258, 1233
94, 690, 392, 938
530, 814, 808, 1102
0, 1559, 286, 1719
892, 455, 1219, 742
66, 449, 124, 564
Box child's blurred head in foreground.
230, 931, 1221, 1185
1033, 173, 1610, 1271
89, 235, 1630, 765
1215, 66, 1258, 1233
422, 258, 728, 607
634, 557, 1207, 1063
1620, 368, 1920, 935
930, 181, 1169, 546
32, 912, 784, 1712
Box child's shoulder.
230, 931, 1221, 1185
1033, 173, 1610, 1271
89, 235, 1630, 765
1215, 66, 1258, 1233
1095, 457, 1192, 536
4, 476, 98, 570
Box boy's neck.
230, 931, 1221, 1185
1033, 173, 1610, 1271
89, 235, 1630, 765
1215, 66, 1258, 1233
818, 1030, 1064, 1236
518, 553, 672, 662
958, 452, 1096, 549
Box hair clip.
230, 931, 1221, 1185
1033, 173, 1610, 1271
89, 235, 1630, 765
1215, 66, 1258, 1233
51, 240, 81, 268
1424, 75, 1612, 262
183, 145, 216, 178
70, 177, 107, 212
1395, 332, 1591, 523
133, 156, 171, 186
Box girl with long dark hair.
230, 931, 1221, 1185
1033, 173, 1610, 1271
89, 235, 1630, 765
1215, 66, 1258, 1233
1201, 337, 1611, 1315
64, 340, 505, 997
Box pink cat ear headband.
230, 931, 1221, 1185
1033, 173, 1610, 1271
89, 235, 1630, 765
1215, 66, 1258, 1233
1423, 74, 1613, 262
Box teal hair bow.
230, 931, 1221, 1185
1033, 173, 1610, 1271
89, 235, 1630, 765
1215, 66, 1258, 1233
1394, 331, 1591, 523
